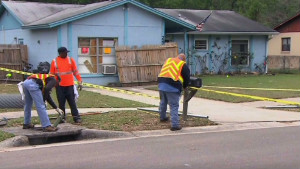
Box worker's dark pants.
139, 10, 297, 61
56, 85, 81, 121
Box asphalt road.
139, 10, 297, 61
0, 126, 299, 169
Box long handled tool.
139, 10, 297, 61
53, 109, 65, 127
182, 77, 208, 120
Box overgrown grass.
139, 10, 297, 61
0, 84, 154, 113
0, 130, 14, 142
149, 74, 300, 103
3, 110, 217, 132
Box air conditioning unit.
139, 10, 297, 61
102, 65, 117, 74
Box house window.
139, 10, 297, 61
78, 37, 117, 74
231, 40, 250, 66
18, 38, 24, 44
194, 39, 208, 50
281, 37, 290, 51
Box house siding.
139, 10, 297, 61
173, 34, 268, 75
0, 10, 21, 31
127, 4, 163, 46
251, 35, 268, 71
268, 32, 300, 56
0, 28, 58, 67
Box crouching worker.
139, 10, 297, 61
23, 73, 61, 132
158, 53, 190, 131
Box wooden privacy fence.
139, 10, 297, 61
0, 45, 28, 82
116, 43, 178, 85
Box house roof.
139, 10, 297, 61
274, 12, 300, 30
0, 1, 81, 25
0, 0, 195, 30
0, 0, 276, 35
157, 9, 277, 34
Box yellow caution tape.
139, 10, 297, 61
1, 67, 299, 106
0, 67, 33, 76
78, 82, 160, 100
204, 85, 300, 92
1, 67, 160, 100
192, 87, 300, 106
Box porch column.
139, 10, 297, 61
184, 31, 189, 64
124, 4, 128, 46
57, 26, 62, 48
265, 35, 269, 74
67, 23, 73, 57
250, 35, 254, 72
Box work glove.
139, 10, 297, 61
78, 81, 83, 91
55, 108, 66, 123
55, 108, 64, 115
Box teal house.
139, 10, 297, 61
0, 0, 277, 85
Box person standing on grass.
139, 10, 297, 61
158, 53, 190, 131
23, 73, 61, 132
50, 47, 83, 124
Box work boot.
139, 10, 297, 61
43, 126, 58, 132
160, 117, 169, 122
170, 126, 182, 131
23, 123, 35, 129
74, 118, 82, 124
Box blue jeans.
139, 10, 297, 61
23, 79, 51, 128
159, 90, 181, 127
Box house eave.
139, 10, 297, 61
22, 24, 50, 29
167, 31, 279, 35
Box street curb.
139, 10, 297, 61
0, 128, 135, 150
0, 121, 299, 151
0, 136, 29, 150
131, 121, 300, 137
78, 129, 134, 140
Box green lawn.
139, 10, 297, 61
148, 74, 300, 103
0, 84, 154, 113
198, 74, 300, 102
4, 111, 217, 132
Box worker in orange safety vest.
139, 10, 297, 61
23, 73, 60, 132
157, 53, 190, 131
50, 47, 83, 123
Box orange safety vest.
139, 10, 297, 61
158, 57, 185, 83
28, 74, 55, 86
50, 56, 82, 86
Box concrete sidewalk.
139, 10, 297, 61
0, 107, 139, 120
84, 86, 300, 124
0, 86, 299, 124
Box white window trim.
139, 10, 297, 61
194, 39, 208, 50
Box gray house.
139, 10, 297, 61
0, 0, 277, 85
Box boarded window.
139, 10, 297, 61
78, 38, 117, 74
